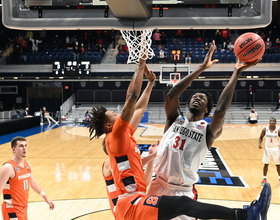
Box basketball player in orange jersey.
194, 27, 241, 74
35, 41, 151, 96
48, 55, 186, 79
147, 41, 263, 220
258, 117, 280, 186
0, 136, 54, 220
89, 53, 271, 220
101, 63, 158, 217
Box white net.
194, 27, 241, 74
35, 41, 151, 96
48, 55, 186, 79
120, 29, 155, 64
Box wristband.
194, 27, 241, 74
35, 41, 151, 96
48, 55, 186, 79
39, 191, 46, 197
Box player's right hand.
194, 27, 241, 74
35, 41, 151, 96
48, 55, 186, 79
202, 40, 219, 68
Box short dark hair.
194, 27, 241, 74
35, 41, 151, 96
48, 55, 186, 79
187, 89, 213, 118
270, 117, 276, 123
11, 136, 26, 148
89, 105, 108, 139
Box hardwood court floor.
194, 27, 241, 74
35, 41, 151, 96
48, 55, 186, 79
0, 123, 279, 220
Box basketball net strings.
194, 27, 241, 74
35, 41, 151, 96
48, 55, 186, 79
120, 29, 155, 64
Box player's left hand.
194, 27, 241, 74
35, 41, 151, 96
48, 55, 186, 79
235, 58, 261, 72
45, 198, 55, 210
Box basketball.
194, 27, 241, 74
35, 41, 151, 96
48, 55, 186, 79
234, 32, 265, 63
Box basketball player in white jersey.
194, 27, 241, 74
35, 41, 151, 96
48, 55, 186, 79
258, 117, 280, 186
147, 41, 261, 220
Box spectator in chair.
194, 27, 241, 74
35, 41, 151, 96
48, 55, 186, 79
185, 51, 192, 64
158, 49, 167, 63
248, 109, 258, 124
227, 42, 234, 51
23, 107, 32, 117
221, 41, 228, 51
203, 42, 210, 51
42, 107, 58, 124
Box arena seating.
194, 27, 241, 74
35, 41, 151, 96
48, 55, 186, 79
116, 36, 280, 64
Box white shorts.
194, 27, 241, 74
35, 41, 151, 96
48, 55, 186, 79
262, 146, 280, 165
147, 178, 196, 220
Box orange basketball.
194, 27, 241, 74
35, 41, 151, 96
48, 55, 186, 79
234, 32, 265, 62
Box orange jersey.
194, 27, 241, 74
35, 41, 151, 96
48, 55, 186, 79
2, 159, 31, 207
106, 117, 146, 195
103, 164, 118, 217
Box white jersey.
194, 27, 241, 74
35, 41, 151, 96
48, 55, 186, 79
154, 116, 208, 187
265, 126, 279, 148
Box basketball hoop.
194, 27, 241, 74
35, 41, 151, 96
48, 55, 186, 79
171, 79, 179, 87
120, 29, 155, 64
170, 72, 181, 87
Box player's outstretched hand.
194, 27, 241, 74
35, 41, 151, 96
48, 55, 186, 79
139, 56, 147, 66
235, 58, 261, 73
144, 65, 156, 82
202, 40, 219, 68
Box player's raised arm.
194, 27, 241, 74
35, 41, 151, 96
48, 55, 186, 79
130, 65, 156, 130
164, 40, 219, 132
88, 51, 148, 142
207, 58, 261, 148
121, 57, 146, 124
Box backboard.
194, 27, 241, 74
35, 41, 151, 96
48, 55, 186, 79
2, 0, 272, 30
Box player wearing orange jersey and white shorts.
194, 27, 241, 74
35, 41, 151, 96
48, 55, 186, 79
89, 52, 271, 220
0, 136, 54, 220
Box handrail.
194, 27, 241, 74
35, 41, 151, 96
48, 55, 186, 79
60, 94, 76, 121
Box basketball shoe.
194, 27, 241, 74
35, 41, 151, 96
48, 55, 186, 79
244, 183, 271, 220
260, 179, 267, 186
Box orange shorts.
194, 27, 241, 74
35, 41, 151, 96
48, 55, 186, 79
116, 194, 161, 220
1, 203, 28, 220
